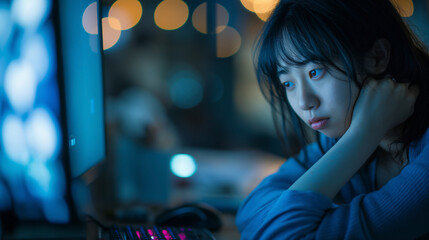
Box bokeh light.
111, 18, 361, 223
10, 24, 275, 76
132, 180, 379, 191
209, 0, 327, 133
240, 0, 279, 21
255, 0, 279, 21
216, 26, 242, 58
1, 114, 30, 165
25, 108, 60, 162
1, 0, 69, 224
170, 154, 197, 178
240, 0, 255, 12
109, 0, 142, 30
4, 60, 37, 113
82, 2, 98, 34
256, 11, 273, 22
192, 2, 229, 34
43, 198, 70, 223
11, 0, 51, 31
169, 71, 203, 109
154, 0, 189, 30
252, 0, 279, 14
25, 161, 66, 200
390, 0, 414, 17
26, 161, 66, 199
27, 161, 51, 194
22, 34, 49, 81
101, 17, 121, 50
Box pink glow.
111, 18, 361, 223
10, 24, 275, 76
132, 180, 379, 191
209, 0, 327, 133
179, 232, 187, 240
162, 229, 172, 240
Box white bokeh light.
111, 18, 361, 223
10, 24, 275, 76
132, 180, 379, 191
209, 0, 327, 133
25, 161, 66, 201
82, 2, 98, 34
11, 0, 51, 31
27, 161, 51, 194
25, 108, 60, 162
1, 114, 30, 165
170, 154, 197, 178
22, 34, 50, 81
4, 60, 38, 114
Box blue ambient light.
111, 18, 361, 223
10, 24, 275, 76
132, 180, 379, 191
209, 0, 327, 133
170, 154, 197, 178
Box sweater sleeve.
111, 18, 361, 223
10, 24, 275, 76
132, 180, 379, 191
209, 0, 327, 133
236, 134, 429, 240
235, 138, 331, 239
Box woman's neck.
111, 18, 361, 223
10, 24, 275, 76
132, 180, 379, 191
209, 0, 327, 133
377, 124, 409, 167
378, 124, 404, 155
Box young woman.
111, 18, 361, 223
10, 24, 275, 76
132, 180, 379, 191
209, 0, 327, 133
236, 0, 429, 239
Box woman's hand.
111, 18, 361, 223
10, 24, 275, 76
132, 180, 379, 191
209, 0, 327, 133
290, 76, 419, 200
350, 76, 419, 137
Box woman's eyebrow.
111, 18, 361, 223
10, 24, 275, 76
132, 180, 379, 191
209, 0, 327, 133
277, 67, 290, 76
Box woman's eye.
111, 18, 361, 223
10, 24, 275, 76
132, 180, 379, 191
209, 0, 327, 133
309, 68, 325, 79
283, 81, 294, 89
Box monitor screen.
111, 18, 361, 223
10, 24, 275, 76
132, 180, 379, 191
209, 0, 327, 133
57, 0, 106, 179
0, 0, 70, 223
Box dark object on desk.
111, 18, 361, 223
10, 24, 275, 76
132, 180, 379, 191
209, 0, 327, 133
155, 203, 222, 231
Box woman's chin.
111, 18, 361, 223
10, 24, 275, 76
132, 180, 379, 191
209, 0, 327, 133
319, 128, 347, 139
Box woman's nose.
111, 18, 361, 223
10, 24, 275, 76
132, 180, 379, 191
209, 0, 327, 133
297, 84, 319, 110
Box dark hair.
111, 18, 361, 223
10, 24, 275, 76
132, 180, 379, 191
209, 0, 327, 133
255, 0, 429, 167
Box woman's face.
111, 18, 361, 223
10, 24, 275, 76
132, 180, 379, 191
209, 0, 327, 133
277, 61, 361, 138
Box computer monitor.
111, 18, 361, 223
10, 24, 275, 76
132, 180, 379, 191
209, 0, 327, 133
0, 0, 72, 226
0, 0, 105, 230
55, 0, 107, 222
57, 0, 106, 180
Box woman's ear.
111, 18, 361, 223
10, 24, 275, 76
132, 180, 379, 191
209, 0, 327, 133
363, 38, 391, 75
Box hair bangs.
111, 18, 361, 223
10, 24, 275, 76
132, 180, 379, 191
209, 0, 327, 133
278, 10, 342, 69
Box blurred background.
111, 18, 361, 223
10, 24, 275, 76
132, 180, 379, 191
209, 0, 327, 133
98, 0, 286, 212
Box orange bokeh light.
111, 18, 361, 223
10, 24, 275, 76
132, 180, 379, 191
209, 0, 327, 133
254, 0, 279, 22
240, 0, 255, 12
154, 0, 189, 30
240, 0, 279, 22
390, 0, 414, 17
252, 0, 278, 14
216, 26, 241, 58
192, 3, 229, 34
108, 0, 143, 30
101, 17, 121, 50
256, 11, 273, 22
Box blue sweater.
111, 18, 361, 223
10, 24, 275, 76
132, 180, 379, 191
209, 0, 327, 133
236, 128, 429, 239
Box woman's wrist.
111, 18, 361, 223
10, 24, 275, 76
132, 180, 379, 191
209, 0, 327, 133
348, 118, 387, 142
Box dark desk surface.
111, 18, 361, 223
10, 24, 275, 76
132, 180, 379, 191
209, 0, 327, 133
212, 213, 241, 240
3, 223, 86, 240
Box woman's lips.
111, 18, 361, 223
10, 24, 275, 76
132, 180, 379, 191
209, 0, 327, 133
309, 118, 329, 130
